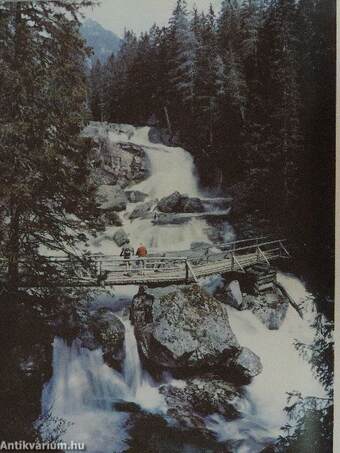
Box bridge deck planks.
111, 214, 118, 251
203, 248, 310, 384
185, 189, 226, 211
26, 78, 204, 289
0, 239, 289, 287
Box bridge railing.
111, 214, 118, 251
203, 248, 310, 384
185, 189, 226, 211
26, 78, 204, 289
0, 238, 290, 285
187, 238, 289, 266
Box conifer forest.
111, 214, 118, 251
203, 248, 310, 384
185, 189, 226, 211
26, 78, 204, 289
0, 1, 336, 452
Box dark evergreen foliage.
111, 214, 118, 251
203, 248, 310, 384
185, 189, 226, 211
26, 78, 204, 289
276, 314, 334, 452
0, 1, 99, 288
88, 0, 335, 299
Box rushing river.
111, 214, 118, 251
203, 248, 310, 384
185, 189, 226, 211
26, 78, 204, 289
41, 125, 326, 452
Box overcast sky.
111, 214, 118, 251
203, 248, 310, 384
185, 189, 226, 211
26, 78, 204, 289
84, 0, 223, 37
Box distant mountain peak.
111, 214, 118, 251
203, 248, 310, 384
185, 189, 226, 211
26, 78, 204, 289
81, 19, 121, 64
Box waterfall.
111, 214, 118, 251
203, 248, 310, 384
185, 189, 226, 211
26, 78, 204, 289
41, 124, 326, 453
206, 272, 326, 452
41, 318, 164, 453
87, 124, 235, 254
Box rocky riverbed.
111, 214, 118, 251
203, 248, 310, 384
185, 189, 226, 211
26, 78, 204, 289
37, 123, 326, 453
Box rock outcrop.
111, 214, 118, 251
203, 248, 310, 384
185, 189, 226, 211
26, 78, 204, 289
96, 184, 127, 212
83, 122, 150, 188
113, 228, 129, 247
212, 275, 289, 330
244, 289, 289, 330
100, 211, 122, 226
225, 347, 263, 382
160, 378, 242, 429
212, 278, 246, 310
131, 285, 244, 376
80, 308, 125, 369
223, 280, 244, 310
129, 201, 155, 220
157, 192, 204, 213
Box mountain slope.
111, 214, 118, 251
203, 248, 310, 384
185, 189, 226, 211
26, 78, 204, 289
81, 18, 121, 63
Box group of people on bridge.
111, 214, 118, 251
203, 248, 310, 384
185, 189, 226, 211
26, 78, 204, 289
120, 241, 148, 274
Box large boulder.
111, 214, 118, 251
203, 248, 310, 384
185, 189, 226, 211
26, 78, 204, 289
160, 378, 242, 429
130, 285, 241, 375
226, 347, 263, 382
80, 308, 125, 369
129, 201, 154, 220
227, 281, 243, 309
100, 211, 122, 227
96, 184, 127, 212
244, 288, 289, 330
181, 197, 205, 213
157, 191, 204, 214
83, 122, 150, 187
215, 280, 245, 311
211, 273, 259, 308
113, 228, 129, 247
157, 191, 182, 213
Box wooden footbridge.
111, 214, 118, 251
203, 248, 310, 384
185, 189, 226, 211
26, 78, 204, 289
0, 237, 290, 288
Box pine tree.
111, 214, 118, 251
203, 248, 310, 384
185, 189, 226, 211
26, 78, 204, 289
168, 0, 197, 125
0, 1, 97, 288
216, 0, 247, 181
192, 7, 220, 147
240, 0, 264, 68
262, 0, 302, 212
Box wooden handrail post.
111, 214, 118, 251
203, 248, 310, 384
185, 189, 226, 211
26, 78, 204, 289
279, 241, 290, 257
185, 259, 189, 283
258, 246, 270, 267
231, 252, 235, 271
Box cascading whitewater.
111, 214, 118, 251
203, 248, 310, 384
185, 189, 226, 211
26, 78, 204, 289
41, 124, 326, 453
206, 272, 326, 452
41, 318, 164, 453
87, 124, 235, 254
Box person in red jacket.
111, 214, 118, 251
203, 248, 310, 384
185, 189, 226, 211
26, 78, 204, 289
136, 243, 147, 257
136, 243, 147, 274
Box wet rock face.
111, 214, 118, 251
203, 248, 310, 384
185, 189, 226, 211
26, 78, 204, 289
130, 285, 241, 374
83, 122, 150, 188
100, 211, 122, 226
212, 275, 289, 330
160, 378, 242, 429
215, 280, 245, 310
96, 184, 127, 212
80, 308, 125, 369
129, 201, 155, 219
225, 347, 263, 383
113, 228, 129, 247
244, 288, 290, 330
226, 280, 243, 309
157, 191, 204, 213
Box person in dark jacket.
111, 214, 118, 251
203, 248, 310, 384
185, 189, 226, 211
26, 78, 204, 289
120, 240, 134, 272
